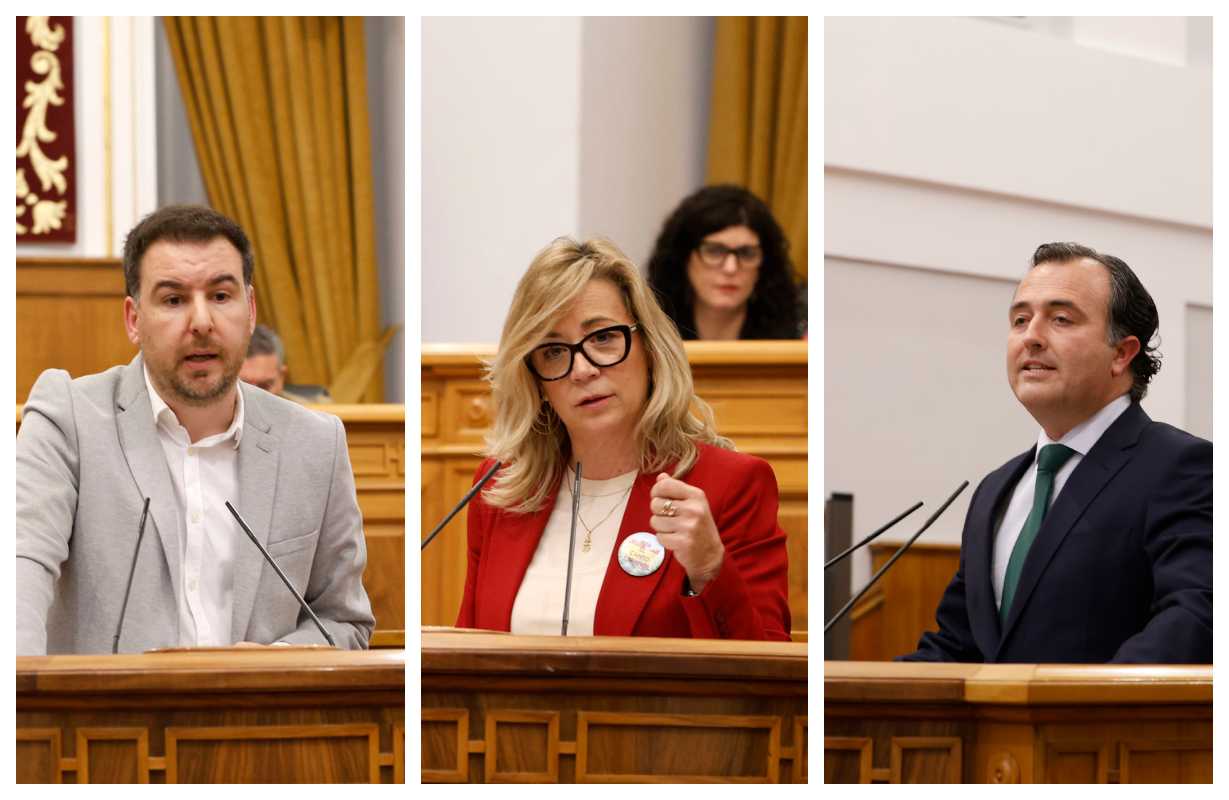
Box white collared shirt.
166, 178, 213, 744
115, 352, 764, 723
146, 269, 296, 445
992, 394, 1131, 610
144, 367, 244, 647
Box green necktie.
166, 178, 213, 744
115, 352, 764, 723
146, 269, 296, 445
999, 443, 1077, 624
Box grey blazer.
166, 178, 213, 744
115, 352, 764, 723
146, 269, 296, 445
16, 355, 374, 654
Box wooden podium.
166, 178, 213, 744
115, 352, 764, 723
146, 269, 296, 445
422, 630, 808, 783
825, 661, 1212, 783
16, 649, 405, 783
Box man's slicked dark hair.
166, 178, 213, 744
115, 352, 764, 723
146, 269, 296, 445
122, 204, 254, 299
1031, 242, 1161, 403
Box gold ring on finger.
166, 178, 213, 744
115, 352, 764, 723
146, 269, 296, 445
662, 499, 677, 517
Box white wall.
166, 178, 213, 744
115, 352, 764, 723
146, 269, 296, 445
578, 17, 713, 266
824, 17, 1213, 594
422, 16, 714, 343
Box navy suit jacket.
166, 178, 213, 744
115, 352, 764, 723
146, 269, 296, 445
902, 403, 1211, 663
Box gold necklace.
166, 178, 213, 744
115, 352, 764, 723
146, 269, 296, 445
567, 471, 633, 553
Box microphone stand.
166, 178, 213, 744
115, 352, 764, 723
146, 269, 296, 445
226, 501, 336, 647
561, 462, 582, 636
824, 481, 969, 634
824, 500, 923, 570
112, 497, 151, 654
421, 460, 502, 550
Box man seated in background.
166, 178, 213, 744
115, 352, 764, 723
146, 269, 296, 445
16, 204, 372, 654
240, 324, 332, 404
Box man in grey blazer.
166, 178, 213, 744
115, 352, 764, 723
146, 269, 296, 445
16, 205, 374, 654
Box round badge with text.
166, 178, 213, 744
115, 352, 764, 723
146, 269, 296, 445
618, 531, 665, 577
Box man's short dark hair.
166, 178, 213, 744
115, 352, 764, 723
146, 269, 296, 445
121, 204, 254, 299
247, 324, 285, 366
1031, 242, 1161, 403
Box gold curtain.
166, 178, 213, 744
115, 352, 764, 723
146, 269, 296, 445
706, 16, 808, 282
164, 16, 390, 402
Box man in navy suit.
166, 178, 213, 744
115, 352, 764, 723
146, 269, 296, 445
903, 243, 1211, 664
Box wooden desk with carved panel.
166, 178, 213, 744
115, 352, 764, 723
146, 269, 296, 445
421, 341, 808, 631
422, 630, 808, 783
16, 403, 405, 648
825, 661, 1211, 783
16, 649, 405, 783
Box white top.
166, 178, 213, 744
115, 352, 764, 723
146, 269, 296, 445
992, 394, 1131, 609
510, 468, 637, 636
144, 367, 244, 647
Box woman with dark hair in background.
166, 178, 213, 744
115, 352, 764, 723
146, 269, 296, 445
647, 184, 802, 340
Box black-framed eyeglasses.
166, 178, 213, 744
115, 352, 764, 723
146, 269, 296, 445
526, 324, 640, 381
696, 240, 762, 269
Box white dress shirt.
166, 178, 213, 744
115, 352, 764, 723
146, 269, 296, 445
144, 367, 244, 647
511, 469, 637, 636
992, 393, 1130, 609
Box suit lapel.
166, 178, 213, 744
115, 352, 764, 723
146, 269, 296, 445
114, 355, 184, 610
998, 404, 1147, 642
230, 385, 280, 641
594, 471, 671, 636
968, 450, 1032, 657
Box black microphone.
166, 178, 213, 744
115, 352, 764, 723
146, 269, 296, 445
225, 501, 336, 648
824, 480, 969, 634
561, 462, 582, 636
421, 460, 502, 550
824, 501, 923, 570
112, 497, 151, 654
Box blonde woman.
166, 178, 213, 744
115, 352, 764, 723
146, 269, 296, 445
455, 238, 789, 640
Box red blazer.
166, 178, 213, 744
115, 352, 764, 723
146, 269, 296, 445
456, 443, 791, 640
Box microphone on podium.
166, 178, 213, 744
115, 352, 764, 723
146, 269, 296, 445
421, 460, 502, 551
112, 497, 151, 654
824, 480, 969, 634
561, 462, 582, 636
824, 500, 923, 570
226, 501, 336, 648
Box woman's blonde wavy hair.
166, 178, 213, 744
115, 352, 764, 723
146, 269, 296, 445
483, 237, 732, 513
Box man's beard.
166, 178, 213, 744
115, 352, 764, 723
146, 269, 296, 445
151, 346, 244, 408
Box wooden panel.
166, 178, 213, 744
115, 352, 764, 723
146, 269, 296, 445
793, 716, 808, 783
17, 650, 404, 784
485, 710, 560, 783
1045, 741, 1109, 783
576, 711, 779, 783
16, 728, 62, 784
891, 736, 961, 783
421, 341, 808, 632
423, 632, 807, 783
1120, 740, 1212, 783
826, 662, 1213, 784
849, 543, 960, 661
78, 727, 149, 784
16, 258, 135, 402
824, 736, 871, 783
420, 458, 482, 627
422, 709, 469, 783
167, 723, 379, 783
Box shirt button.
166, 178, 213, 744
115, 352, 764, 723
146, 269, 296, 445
188, 578, 198, 592
192, 511, 201, 524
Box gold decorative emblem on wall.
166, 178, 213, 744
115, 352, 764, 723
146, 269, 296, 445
16, 16, 76, 243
